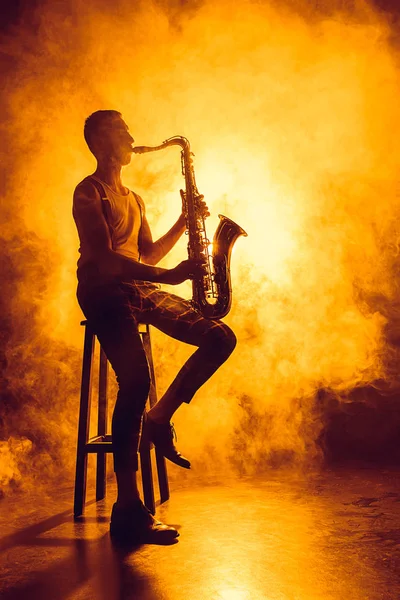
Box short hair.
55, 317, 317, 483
83, 110, 122, 153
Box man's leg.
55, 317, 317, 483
94, 319, 150, 507
80, 290, 151, 505
144, 289, 237, 423
78, 283, 179, 542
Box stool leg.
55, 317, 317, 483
74, 326, 95, 518
96, 348, 108, 501
142, 325, 169, 504
155, 449, 170, 503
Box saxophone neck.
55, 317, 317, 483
133, 136, 190, 154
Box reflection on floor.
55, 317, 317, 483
1, 468, 400, 599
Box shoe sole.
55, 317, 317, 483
110, 527, 179, 545
164, 453, 191, 469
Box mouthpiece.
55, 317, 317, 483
132, 146, 148, 154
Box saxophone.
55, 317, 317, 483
133, 136, 247, 319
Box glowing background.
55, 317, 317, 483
1, 0, 400, 492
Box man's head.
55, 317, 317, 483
84, 110, 134, 166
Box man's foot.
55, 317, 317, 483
143, 416, 191, 469
110, 499, 179, 545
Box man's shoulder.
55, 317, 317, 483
131, 191, 145, 210
74, 176, 101, 200
73, 177, 103, 216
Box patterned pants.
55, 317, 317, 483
77, 281, 236, 471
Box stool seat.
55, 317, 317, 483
74, 321, 169, 518
80, 319, 149, 333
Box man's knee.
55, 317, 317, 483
209, 323, 237, 357
222, 325, 237, 356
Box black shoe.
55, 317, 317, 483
110, 499, 179, 545
144, 416, 191, 469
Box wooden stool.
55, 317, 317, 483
73, 320, 169, 518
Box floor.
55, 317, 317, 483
1, 467, 400, 600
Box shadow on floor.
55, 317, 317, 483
0, 507, 162, 600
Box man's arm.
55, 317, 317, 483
138, 199, 186, 265
73, 180, 203, 285
138, 193, 209, 266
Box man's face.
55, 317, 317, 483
96, 116, 135, 166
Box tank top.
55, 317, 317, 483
91, 175, 142, 261
75, 175, 143, 286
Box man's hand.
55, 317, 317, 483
179, 190, 210, 221
196, 194, 210, 218
161, 259, 207, 285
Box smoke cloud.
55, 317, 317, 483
1, 0, 400, 494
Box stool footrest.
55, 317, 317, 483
86, 434, 113, 453
85, 434, 157, 453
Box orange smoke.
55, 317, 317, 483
1, 0, 400, 491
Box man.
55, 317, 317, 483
73, 110, 236, 544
